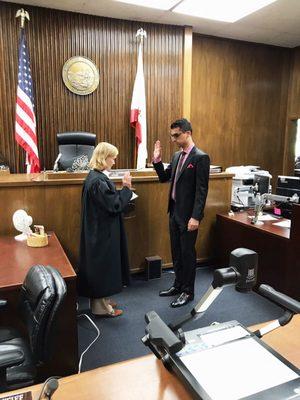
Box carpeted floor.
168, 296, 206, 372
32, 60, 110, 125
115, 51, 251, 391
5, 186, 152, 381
77, 267, 282, 372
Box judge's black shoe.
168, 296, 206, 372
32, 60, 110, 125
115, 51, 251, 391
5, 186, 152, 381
170, 292, 194, 308
159, 286, 181, 297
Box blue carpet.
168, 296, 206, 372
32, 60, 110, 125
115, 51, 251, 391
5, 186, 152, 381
77, 267, 283, 371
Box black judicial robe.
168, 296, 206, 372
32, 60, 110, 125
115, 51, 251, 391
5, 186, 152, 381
78, 169, 132, 298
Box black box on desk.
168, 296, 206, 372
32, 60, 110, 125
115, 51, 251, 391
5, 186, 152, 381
145, 256, 162, 280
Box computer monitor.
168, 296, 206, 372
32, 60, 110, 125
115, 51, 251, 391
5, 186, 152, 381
253, 173, 270, 195
275, 175, 300, 218
276, 175, 300, 197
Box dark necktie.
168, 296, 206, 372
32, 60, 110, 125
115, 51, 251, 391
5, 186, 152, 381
172, 151, 186, 200
177, 151, 186, 172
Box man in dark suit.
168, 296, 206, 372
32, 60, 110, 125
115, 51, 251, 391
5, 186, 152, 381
153, 118, 210, 307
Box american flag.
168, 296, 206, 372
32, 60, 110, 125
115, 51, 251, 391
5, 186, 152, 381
15, 29, 40, 173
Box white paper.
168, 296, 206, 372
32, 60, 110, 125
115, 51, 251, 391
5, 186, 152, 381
273, 219, 291, 228
201, 325, 250, 347
130, 192, 138, 200
257, 214, 277, 221
180, 337, 298, 400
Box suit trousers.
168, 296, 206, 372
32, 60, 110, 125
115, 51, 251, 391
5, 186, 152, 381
169, 204, 198, 295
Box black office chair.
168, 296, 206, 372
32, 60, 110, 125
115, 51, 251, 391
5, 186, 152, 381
0, 265, 66, 392
56, 132, 96, 171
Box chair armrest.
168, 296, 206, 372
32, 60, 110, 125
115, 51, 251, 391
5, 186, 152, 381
0, 300, 7, 309
0, 344, 24, 369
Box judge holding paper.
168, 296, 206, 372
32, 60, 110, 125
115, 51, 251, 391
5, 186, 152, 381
79, 142, 132, 317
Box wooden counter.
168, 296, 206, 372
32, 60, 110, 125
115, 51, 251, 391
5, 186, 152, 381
217, 205, 300, 300
2, 315, 299, 400
0, 171, 233, 271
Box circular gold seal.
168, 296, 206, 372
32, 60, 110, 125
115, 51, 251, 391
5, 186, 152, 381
62, 56, 99, 95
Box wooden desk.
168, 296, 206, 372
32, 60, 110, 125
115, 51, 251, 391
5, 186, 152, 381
0, 233, 78, 379
216, 208, 300, 300
2, 316, 300, 400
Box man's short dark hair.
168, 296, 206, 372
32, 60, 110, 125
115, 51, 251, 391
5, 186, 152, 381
170, 118, 192, 133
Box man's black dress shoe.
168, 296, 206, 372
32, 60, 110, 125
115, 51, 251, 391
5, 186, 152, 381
159, 286, 181, 297
170, 292, 194, 308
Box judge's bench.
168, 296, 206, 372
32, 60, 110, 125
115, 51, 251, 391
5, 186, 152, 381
0, 170, 233, 272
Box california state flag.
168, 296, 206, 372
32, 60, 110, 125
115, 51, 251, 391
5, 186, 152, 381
130, 37, 147, 170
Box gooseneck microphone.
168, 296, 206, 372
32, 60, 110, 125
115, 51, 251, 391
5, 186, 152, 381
52, 153, 62, 172
38, 377, 59, 400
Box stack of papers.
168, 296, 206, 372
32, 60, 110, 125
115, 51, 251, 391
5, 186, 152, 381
210, 165, 222, 173
273, 220, 291, 228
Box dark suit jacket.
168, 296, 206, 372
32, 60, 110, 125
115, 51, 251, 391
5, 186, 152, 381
153, 147, 210, 225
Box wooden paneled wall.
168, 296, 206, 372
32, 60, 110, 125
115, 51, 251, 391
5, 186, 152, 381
283, 46, 300, 175
288, 47, 300, 117
191, 34, 291, 180
0, 1, 298, 180
0, 2, 183, 172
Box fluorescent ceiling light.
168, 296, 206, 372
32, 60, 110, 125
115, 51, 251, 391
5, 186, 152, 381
115, 0, 180, 10
172, 0, 278, 23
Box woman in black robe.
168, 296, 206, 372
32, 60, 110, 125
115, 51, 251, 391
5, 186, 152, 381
78, 142, 132, 317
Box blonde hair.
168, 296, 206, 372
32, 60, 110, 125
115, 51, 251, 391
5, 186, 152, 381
89, 142, 118, 170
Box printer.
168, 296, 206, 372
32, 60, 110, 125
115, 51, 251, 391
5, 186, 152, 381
225, 166, 272, 210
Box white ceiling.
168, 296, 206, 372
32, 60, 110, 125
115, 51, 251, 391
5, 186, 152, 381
3, 0, 300, 48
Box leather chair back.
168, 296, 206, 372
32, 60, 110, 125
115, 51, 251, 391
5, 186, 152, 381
56, 132, 96, 171
19, 265, 66, 364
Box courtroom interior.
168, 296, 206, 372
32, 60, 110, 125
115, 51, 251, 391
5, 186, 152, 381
0, 0, 299, 399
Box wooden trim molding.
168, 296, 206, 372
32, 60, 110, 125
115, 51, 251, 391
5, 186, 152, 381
182, 26, 193, 120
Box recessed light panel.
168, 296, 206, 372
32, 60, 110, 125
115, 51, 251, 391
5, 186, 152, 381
115, 0, 180, 10
172, 0, 278, 23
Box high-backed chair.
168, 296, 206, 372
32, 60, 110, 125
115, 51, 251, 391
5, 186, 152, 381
56, 132, 96, 171
0, 265, 66, 392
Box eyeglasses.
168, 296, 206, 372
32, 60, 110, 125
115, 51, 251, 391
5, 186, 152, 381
170, 131, 183, 139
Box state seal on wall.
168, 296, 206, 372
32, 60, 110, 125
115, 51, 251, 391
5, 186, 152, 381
62, 56, 99, 95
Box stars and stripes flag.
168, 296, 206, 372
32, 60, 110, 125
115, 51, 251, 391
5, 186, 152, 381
130, 29, 147, 170
15, 29, 40, 173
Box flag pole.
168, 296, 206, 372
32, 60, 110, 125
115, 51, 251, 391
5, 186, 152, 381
134, 30, 146, 168
130, 28, 147, 169
15, 9, 41, 174
15, 9, 30, 172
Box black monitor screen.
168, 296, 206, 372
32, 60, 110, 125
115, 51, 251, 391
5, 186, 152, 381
253, 174, 270, 195
275, 176, 300, 218
276, 175, 300, 197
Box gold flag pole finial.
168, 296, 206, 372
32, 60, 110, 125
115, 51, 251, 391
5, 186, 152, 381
136, 28, 147, 43
15, 8, 30, 29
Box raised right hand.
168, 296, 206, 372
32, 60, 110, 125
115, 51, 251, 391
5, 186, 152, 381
122, 171, 132, 189
153, 140, 162, 160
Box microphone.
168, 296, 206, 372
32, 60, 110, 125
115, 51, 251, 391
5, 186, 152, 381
53, 153, 62, 172
38, 377, 59, 400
